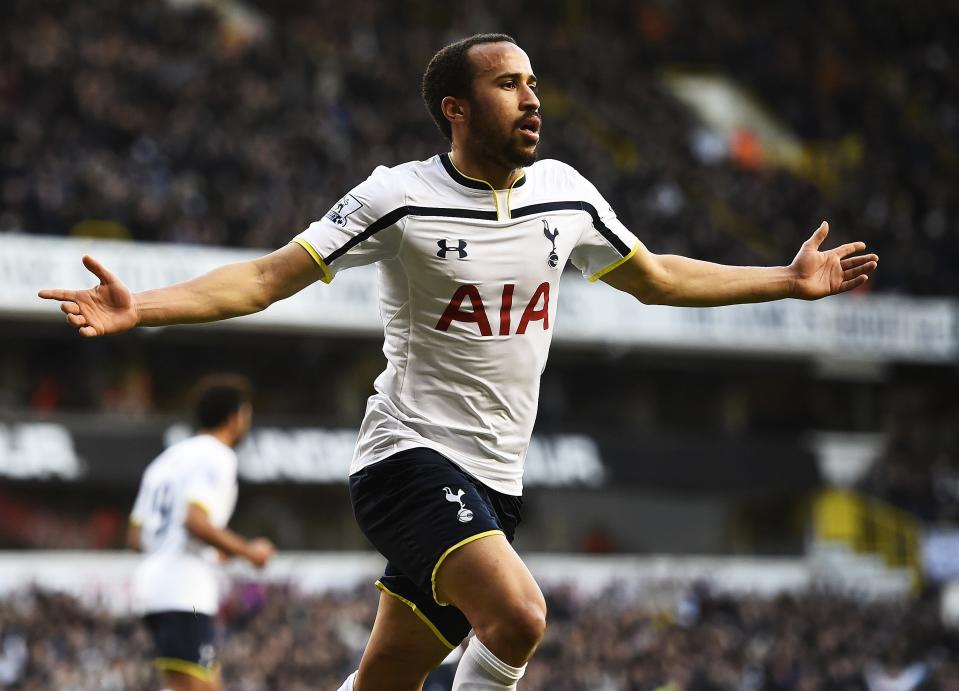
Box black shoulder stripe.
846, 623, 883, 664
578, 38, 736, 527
323, 205, 498, 264
408, 206, 498, 221
324, 206, 409, 264
511, 200, 631, 257
511, 201, 583, 217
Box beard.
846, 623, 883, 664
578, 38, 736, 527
469, 101, 539, 169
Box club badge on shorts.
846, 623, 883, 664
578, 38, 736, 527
443, 486, 474, 523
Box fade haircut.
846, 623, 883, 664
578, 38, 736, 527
422, 33, 517, 141
193, 374, 252, 430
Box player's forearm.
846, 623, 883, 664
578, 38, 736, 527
134, 260, 271, 327
641, 254, 797, 307
187, 518, 253, 559
126, 522, 142, 552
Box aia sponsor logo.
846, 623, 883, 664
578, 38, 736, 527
435, 283, 550, 336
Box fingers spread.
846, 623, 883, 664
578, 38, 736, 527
843, 261, 877, 282
840, 254, 879, 271
60, 302, 81, 315
838, 275, 869, 294
82, 255, 117, 285
806, 221, 829, 248
38, 289, 77, 301
833, 241, 867, 258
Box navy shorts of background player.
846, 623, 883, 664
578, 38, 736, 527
144, 611, 219, 681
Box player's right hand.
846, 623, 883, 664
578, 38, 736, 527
37, 255, 138, 337
246, 537, 276, 569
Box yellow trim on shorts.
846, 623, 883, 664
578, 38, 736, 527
588, 242, 639, 283
431, 530, 504, 606
291, 238, 334, 283
375, 580, 456, 650
153, 657, 217, 682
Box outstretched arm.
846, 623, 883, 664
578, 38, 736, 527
602, 222, 878, 306
38, 243, 322, 337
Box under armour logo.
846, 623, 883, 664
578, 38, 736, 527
542, 220, 560, 268
437, 239, 468, 259
443, 486, 474, 523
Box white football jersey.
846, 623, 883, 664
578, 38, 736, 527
129, 434, 238, 614
294, 154, 639, 495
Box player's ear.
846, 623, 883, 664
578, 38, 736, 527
441, 96, 467, 126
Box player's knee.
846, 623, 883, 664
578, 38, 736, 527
477, 597, 547, 653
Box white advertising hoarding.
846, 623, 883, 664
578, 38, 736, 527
2, 233, 955, 362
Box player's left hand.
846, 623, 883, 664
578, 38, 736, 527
789, 222, 878, 300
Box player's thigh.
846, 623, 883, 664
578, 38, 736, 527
434, 532, 546, 641
356, 590, 454, 691
162, 669, 219, 691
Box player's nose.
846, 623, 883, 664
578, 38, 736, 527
520, 83, 540, 111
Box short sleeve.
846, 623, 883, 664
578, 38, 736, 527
185, 456, 234, 517
568, 173, 640, 282
129, 478, 149, 526
292, 166, 405, 283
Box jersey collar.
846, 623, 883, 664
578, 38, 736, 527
440, 153, 527, 191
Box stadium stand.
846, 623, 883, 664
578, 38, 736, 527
1, 583, 958, 690
3, 0, 957, 294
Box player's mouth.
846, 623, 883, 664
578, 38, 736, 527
517, 115, 541, 143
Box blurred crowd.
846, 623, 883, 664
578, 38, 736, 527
1, 583, 957, 690
2, 0, 957, 295
859, 382, 959, 525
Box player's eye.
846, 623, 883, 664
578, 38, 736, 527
502, 81, 517, 89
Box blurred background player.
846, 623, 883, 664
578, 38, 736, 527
128, 375, 275, 691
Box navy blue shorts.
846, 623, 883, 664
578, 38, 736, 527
350, 448, 523, 648
144, 611, 218, 681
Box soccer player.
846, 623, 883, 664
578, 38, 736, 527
41, 33, 877, 691
127, 376, 275, 691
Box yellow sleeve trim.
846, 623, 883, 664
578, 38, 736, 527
187, 499, 212, 515
588, 242, 639, 283
153, 657, 218, 682
374, 580, 457, 650
431, 530, 504, 606
128, 516, 142, 527
291, 238, 333, 284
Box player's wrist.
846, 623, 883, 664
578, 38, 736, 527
132, 295, 143, 328
783, 263, 804, 299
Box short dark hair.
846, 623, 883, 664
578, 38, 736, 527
422, 33, 517, 141
193, 375, 252, 430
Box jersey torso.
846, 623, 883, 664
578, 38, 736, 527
295, 154, 638, 495
130, 434, 238, 614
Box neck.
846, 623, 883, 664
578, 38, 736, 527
449, 145, 523, 190
205, 428, 236, 448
